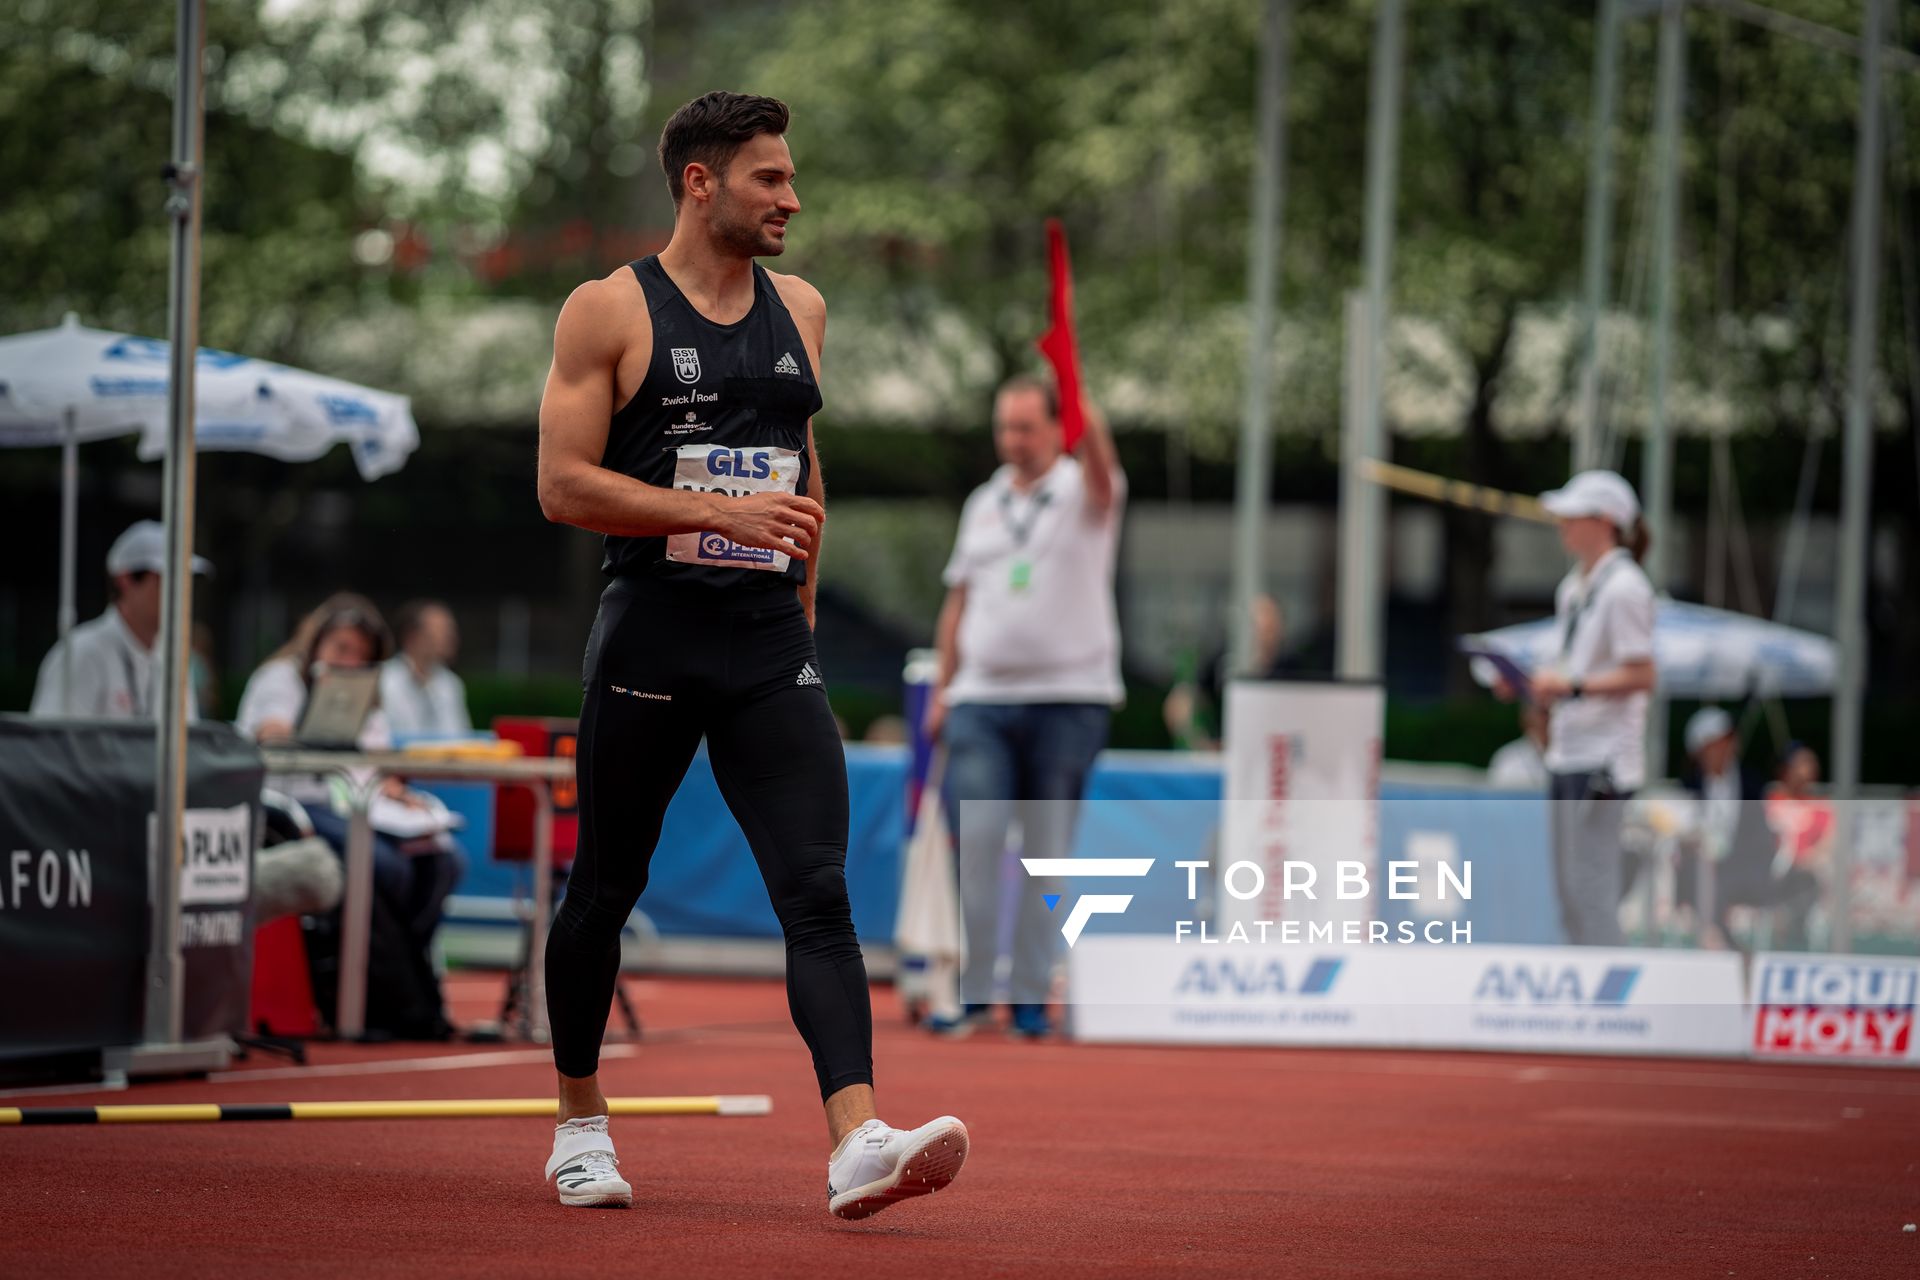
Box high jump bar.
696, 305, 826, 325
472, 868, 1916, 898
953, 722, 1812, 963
1358, 458, 1555, 525
0, 1095, 773, 1126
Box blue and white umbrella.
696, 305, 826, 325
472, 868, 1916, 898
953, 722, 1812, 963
0, 313, 417, 477
0, 314, 419, 674
1464, 599, 1837, 699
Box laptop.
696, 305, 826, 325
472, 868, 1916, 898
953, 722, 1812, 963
295, 667, 381, 749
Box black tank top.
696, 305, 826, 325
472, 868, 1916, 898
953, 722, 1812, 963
600, 255, 824, 588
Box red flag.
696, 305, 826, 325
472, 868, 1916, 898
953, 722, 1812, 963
1034, 218, 1087, 452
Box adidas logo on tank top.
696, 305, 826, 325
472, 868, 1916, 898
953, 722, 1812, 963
774, 351, 801, 376
796, 663, 823, 687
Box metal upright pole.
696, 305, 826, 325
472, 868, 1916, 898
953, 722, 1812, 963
142, 0, 207, 1055
1229, 0, 1292, 678
1336, 290, 1375, 678
1641, 0, 1686, 783
1575, 0, 1623, 472
1337, 0, 1404, 682
1831, 0, 1887, 955
59, 406, 78, 712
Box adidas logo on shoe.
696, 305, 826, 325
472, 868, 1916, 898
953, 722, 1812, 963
774, 351, 802, 376
796, 662, 823, 687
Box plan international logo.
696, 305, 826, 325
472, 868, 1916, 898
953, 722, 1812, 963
1023, 857, 1473, 948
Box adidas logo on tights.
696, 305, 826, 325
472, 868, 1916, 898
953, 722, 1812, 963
796, 663, 823, 687
774, 351, 801, 376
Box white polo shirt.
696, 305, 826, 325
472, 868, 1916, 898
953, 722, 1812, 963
379, 657, 472, 739
1543, 548, 1656, 790
942, 455, 1125, 706
30, 606, 198, 721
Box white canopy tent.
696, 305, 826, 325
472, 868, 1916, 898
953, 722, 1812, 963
0, 313, 419, 713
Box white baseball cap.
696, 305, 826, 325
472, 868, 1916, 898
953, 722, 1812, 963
1684, 706, 1735, 758
1540, 470, 1641, 532
106, 520, 213, 578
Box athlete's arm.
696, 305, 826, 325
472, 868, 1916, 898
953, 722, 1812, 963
802, 423, 824, 627
773, 272, 830, 623
537, 278, 823, 554
1074, 397, 1122, 517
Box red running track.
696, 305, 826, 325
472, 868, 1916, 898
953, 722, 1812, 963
4, 974, 1917, 1278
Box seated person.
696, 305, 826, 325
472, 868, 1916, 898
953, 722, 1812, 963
1487, 705, 1551, 790
31, 520, 211, 718
380, 600, 473, 739
236, 593, 461, 1037
1676, 707, 1818, 951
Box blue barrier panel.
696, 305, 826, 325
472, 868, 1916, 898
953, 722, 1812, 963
449, 742, 1560, 945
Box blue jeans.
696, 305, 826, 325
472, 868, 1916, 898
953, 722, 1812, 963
943, 702, 1110, 1005
307, 807, 462, 946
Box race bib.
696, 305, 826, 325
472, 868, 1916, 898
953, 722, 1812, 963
666, 444, 804, 572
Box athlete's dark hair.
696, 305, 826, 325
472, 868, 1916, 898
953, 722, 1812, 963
996, 372, 1060, 420
658, 91, 791, 205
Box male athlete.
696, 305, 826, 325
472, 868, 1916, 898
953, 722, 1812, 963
535, 91, 968, 1218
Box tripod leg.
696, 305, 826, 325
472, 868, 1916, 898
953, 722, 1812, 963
613, 978, 642, 1039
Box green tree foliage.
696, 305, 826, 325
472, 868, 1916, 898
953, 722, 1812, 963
1, 0, 366, 356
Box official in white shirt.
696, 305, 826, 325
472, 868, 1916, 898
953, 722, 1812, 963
928, 374, 1124, 1037
30, 520, 212, 719
379, 600, 473, 739
1526, 470, 1657, 946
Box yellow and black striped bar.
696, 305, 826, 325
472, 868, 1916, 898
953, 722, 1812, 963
1, 1095, 773, 1125
1359, 459, 1555, 525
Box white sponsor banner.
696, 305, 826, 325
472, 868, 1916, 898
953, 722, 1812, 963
1069, 938, 1747, 1058
178, 803, 253, 907
1220, 682, 1381, 933
1748, 952, 1920, 1066
1407, 945, 1746, 1057
1069, 937, 1405, 1046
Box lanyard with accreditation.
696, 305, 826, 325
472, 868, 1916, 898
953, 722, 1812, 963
1559, 554, 1624, 660
997, 481, 1052, 592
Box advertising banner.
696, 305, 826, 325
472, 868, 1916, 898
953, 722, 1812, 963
1403, 945, 1747, 1057
0, 717, 263, 1059
1220, 682, 1382, 935
1069, 938, 1747, 1058
1749, 952, 1920, 1066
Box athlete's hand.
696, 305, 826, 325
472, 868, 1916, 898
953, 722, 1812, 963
716, 493, 825, 559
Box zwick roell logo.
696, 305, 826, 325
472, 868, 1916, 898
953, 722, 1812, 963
1752, 960, 1917, 1059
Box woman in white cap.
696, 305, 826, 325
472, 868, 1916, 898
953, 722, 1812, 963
1527, 470, 1657, 946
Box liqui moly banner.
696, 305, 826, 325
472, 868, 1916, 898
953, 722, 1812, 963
1749, 953, 1920, 1066
1220, 681, 1382, 936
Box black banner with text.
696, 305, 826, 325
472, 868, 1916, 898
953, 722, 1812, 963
0, 716, 264, 1059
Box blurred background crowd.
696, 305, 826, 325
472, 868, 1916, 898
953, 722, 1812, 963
6, 0, 1919, 781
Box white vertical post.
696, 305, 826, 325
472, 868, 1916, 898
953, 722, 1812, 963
1641, 0, 1686, 783
1575, 0, 1623, 473
1830, 0, 1887, 955
1229, 0, 1292, 677
144, 0, 205, 1049
59, 405, 79, 713
1336, 291, 1378, 679
1337, 0, 1404, 682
